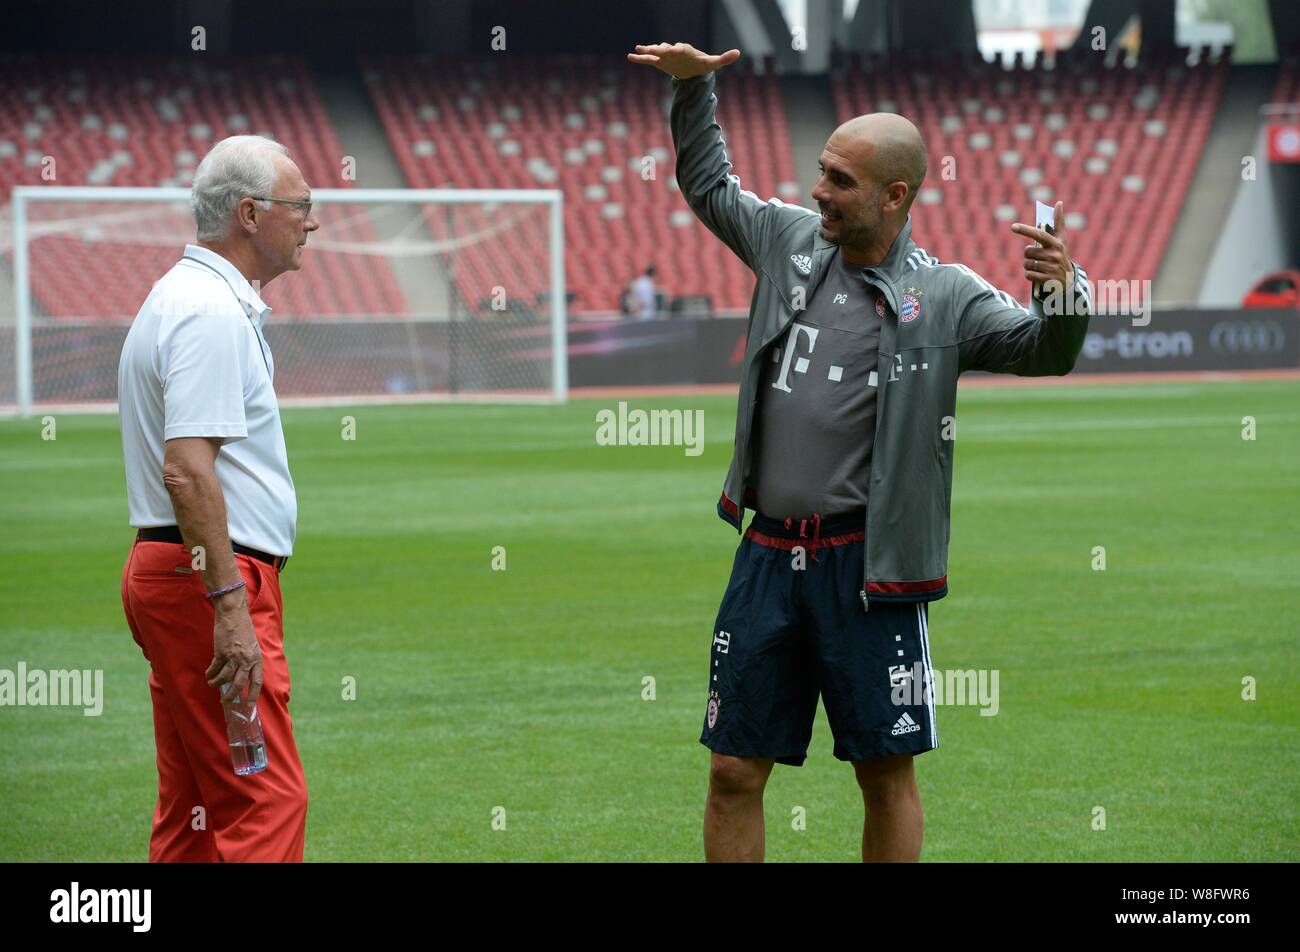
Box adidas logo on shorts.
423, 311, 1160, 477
891, 712, 922, 736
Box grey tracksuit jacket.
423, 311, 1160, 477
670, 71, 1093, 609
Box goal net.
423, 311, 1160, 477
1, 186, 567, 413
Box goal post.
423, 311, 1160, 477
4, 185, 567, 415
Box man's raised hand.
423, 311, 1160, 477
627, 43, 740, 80
1011, 199, 1075, 295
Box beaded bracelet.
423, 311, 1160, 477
205, 579, 247, 599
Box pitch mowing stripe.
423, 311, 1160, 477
958, 414, 1299, 434
957, 381, 1300, 402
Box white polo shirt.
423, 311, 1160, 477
118, 244, 297, 556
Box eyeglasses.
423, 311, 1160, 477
251, 196, 313, 217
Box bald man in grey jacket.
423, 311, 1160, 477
629, 43, 1092, 863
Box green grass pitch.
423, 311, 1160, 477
1, 379, 1296, 861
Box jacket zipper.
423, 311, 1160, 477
739, 342, 768, 503
859, 273, 898, 615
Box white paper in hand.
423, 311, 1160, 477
1032, 201, 1055, 301
1034, 200, 1055, 240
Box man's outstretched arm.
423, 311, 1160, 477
628, 42, 799, 272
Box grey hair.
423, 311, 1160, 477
191, 135, 290, 241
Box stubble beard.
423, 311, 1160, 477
820, 205, 882, 258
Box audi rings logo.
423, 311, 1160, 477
1210, 321, 1286, 355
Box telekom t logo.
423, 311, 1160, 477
772, 323, 819, 393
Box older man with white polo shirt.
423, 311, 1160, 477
118, 134, 317, 862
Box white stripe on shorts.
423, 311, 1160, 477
916, 602, 938, 748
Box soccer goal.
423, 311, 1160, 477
2, 186, 567, 414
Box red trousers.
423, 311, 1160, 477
121, 540, 308, 862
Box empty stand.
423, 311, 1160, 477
831, 48, 1229, 299
362, 54, 801, 315
0, 55, 403, 320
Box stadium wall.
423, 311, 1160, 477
1198, 125, 1294, 306
568, 308, 1300, 387
16, 307, 1294, 410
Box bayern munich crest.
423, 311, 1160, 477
900, 292, 922, 323
706, 696, 720, 729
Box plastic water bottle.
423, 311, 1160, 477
222, 686, 269, 776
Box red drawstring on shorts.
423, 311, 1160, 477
784, 513, 823, 561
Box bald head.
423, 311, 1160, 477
829, 112, 927, 208
813, 112, 927, 262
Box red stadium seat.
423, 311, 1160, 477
359, 55, 800, 315
831, 53, 1227, 292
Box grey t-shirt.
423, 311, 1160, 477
753, 253, 884, 519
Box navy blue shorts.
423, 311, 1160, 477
701, 511, 939, 766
